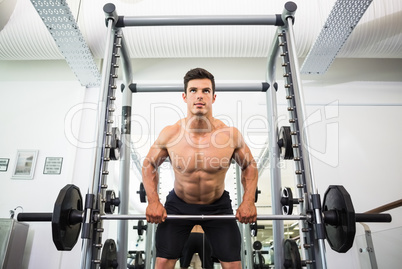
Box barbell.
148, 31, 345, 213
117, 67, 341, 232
17, 184, 392, 254
19, 212, 306, 222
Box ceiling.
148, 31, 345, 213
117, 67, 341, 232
0, 0, 401, 62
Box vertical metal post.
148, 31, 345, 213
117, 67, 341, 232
265, 32, 284, 269
286, 18, 327, 268
117, 31, 133, 269
256, 140, 270, 178
235, 164, 253, 269
145, 223, 157, 268
92, 21, 115, 201
80, 18, 115, 269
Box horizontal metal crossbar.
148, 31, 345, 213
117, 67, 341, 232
128, 82, 270, 93
118, 15, 283, 27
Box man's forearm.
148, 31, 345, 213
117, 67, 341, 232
242, 179, 258, 203
142, 163, 161, 204
241, 164, 258, 203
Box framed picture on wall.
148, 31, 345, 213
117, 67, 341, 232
12, 150, 39, 180
43, 157, 63, 175
0, 158, 10, 171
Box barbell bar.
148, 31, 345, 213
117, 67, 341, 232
19, 210, 389, 223
17, 184, 392, 254
99, 214, 307, 221
17, 212, 308, 222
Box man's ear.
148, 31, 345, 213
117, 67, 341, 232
182, 92, 187, 102
212, 93, 216, 104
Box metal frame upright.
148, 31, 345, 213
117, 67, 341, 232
80, 9, 127, 268
266, 3, 328, 268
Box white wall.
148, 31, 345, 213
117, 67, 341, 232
301, 87, 402, 269
0, 58, 401, 269
0, 60, 94, 268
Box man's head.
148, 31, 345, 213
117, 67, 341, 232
182, 68, 216, 118
183, 68, 215, 95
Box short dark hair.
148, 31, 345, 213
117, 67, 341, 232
183, 68, 215, 94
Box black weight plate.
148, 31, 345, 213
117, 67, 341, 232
139, 183, 146, 203
52, 184, 83, 251
323, 185, 356, 253
109, 127, 121, 161
136, 220, 147, 236
283, 239, 301, 269
255, 187, 260, 203
250, 221, 258, 237
279, 126, 294, 160
105, 190, 116, 214
253, 240, 262, 251
281, 187, 294, 215
101, 239, 118, 269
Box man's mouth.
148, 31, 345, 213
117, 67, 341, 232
194, 103, 205, 107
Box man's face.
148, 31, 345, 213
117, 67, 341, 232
183, 78, 216, 116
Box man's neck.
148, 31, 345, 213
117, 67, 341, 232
185, 115, 214, 134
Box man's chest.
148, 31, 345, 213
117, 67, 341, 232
167, 134, 235, 171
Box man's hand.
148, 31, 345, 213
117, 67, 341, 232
236, 200, 257, 224
146, 201, 167, 224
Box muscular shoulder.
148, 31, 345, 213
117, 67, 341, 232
212, 118, 228, 129
230, 126, 244, 149
213, 119, 244, 149
154, 120, 183, 148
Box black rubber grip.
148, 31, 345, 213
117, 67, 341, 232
129, 83, 137, 93
355, 213, 392, 223
262, 82, 270, 92
17, 213, 52, 222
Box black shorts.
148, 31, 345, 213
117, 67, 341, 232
179, 232, 214, 269
155, 189, 241, 262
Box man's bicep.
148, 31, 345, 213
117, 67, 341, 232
232, 132, 254, 170
143, 145, 169, 169
143, 126, 172, 168
233, 144, 254, 170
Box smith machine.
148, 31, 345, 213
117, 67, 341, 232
17, 2, 392, 269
